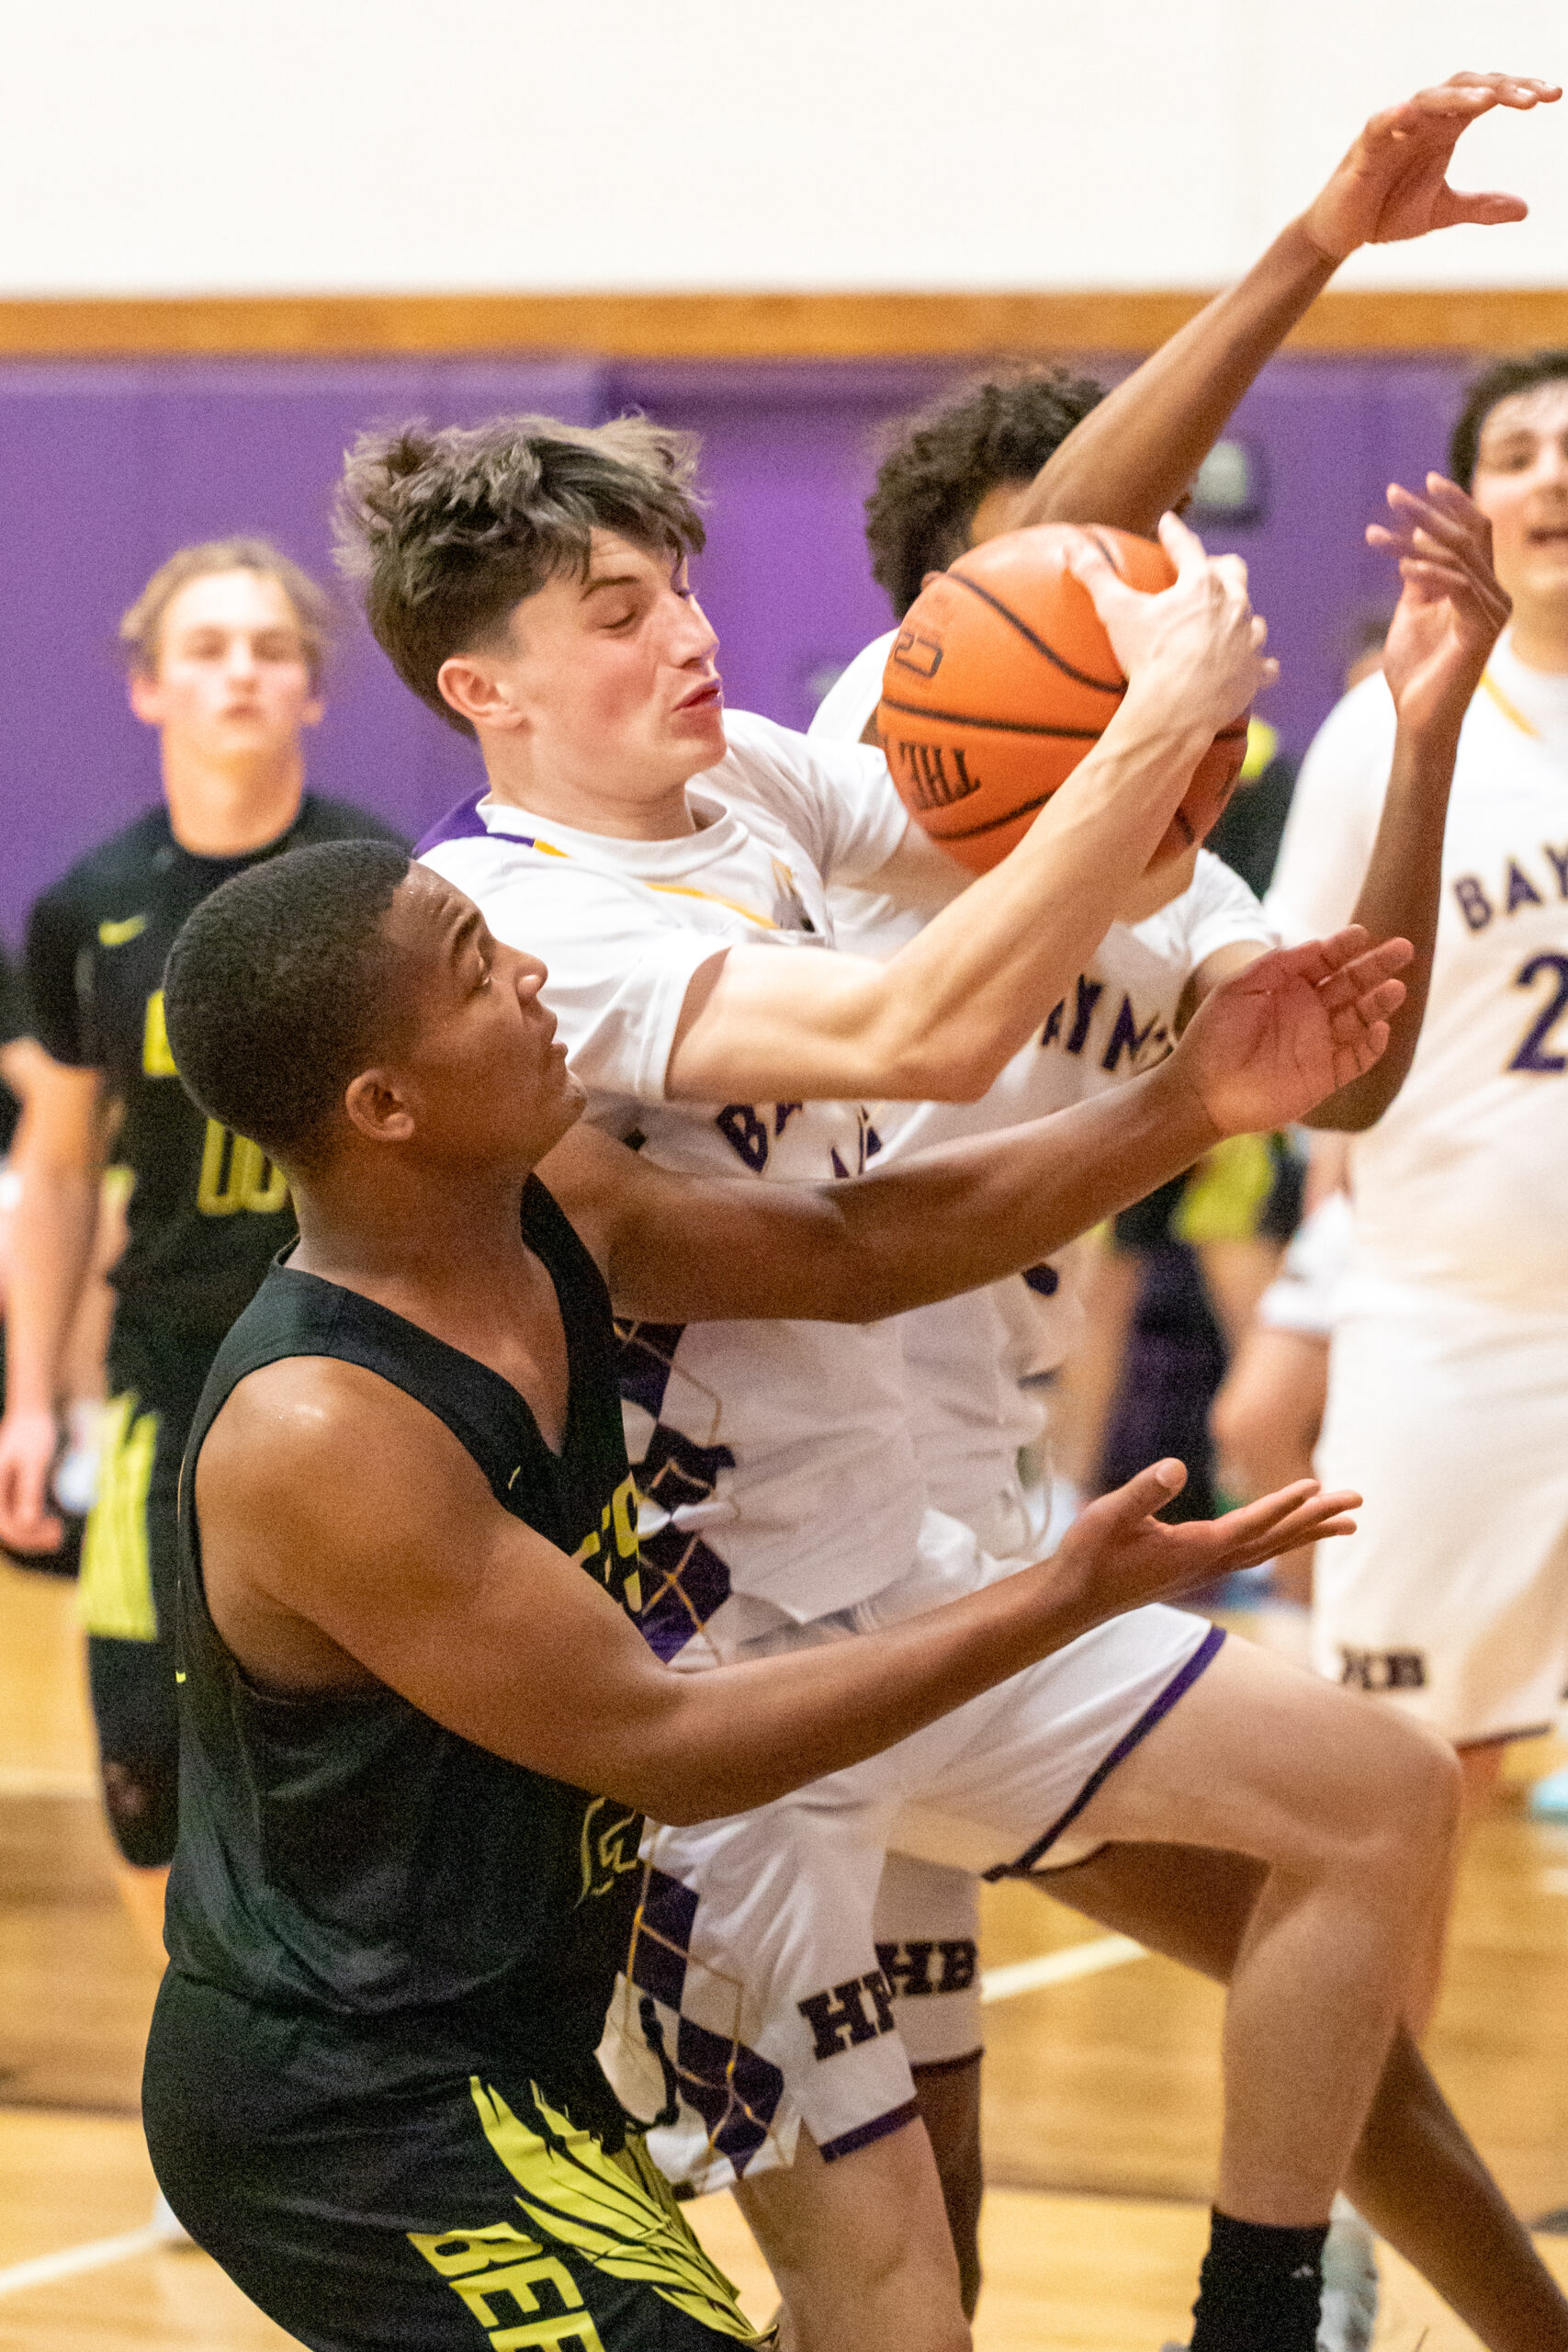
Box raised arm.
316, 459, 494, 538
197, 1365, 1355, 1826
546, 925, 1407, 1326
667, 515, 1272, 1103
1013, 74, 1558, 538
1300, 475, 1507, 1129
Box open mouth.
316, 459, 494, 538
675, 680, 724, 714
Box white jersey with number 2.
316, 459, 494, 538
1267, 633, 1568, 1313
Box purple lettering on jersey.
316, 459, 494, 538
1506, 859, 1546, 913
1040, 997, 1066, 1048
1066, 975, 1103, 1056
415, 788, 491, 856
1100, 993, 1162, 1073
1452, 876, 1493, 932
1544, 842, 1568, 899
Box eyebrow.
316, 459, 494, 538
580, 569, 647, 599
447, 906, 485, 966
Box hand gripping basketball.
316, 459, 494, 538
876, 513, 1274, 876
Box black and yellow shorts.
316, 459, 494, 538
144, 1972, 764, 2352
79, 1317, 216, 1866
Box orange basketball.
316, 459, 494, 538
876, 524, 1249, 875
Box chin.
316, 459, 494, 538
670, 708, 728, 771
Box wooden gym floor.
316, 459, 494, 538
3, 1554, 1566, 2349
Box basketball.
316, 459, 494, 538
876, 524, 1251, 874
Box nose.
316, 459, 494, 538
673, 590, 720, 668
226, 635, 259, 678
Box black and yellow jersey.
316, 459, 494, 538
25, 796, 405, 1343
165, 1177, 647, 2114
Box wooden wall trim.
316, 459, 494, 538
0, 287, 1566, 360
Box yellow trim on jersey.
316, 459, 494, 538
79, 1392, 160, 1641
469, 2079, 760, 2341
647, 881, 779, 929
492, 813, 785, 931
141, 990, 178, 1078
1171, 1133, 1276, 1249
1480, 671, 1541, 740
98, 913, 148, 947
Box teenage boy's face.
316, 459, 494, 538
446, 537, 725, 814
367, 868, 583, 1170
130, 570, 323, 760
1470, 383, 1568, 616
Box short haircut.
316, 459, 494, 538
164, 840, 412, 1168
333, 414, 706, 736
119, 537, 335, 686
864, 368, 1107, 619
1450, 350, 1568, 491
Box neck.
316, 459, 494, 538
161, 737, 308, 855
290, 1153, 536, 1338
478, 731, 698, 842
1503, 611, 1568, 677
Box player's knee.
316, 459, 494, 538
1331, 1708, 1462, 1887
100, 1752, 179, 1868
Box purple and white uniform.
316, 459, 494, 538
422, 706, 1222, 2189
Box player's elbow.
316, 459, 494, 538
877, 1031, 999, 1106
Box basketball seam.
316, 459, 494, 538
878, 697, 1101, 741
936, 795, 1052, 841
945, 569, 1126, 695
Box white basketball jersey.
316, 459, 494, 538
809, 633, 1273, 1538
874, 855, 1272, 1533
1267, 635, 1568, 1313
421, 709, 925, 1649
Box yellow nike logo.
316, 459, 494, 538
98, 914, 147, 947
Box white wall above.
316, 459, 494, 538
6, 0, 1565, 296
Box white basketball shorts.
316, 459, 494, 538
597, 1532, 1219, 2193
1312, 1277, 1568, 1745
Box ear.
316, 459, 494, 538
299, 694, 326, 731
437, 651, 527, 734
128, 670, 164, 728
342, 1068, 418, 1147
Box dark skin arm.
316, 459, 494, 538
1074, 476, 1506, 1131
1303, 474, 1509, 1128
543, 926, 1408, 1324
197, 1372, 1353, 1831
1014, 74, 1558, 537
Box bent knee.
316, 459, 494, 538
1322, 1705, 1462, 1882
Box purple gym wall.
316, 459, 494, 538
0, 349, 1473, 944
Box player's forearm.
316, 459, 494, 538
1012, 220, 1336, 537
603, 1548, 1108, 1824
602, 1063, 1217, 1324
3, 1164, 102, 1415
1302, 713, 1459, 1131
819, 1064, 1221, 1316
874, 691, 1210, 1091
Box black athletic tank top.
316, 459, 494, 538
164, 1177, 646, 2109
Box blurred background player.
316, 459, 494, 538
1267, 353, 1568, 1835
0, 540, 405, 2225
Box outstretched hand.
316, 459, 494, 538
1367, 473, 1511, 735
1055, 1460, 1359, 1624
1303, 73, 1560, 262
1170, 928, 1412, 1136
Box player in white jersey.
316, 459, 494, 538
807, 411, 1496, 2338
1269, 350, 1568, 1824
334, 379, 1568, 2352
